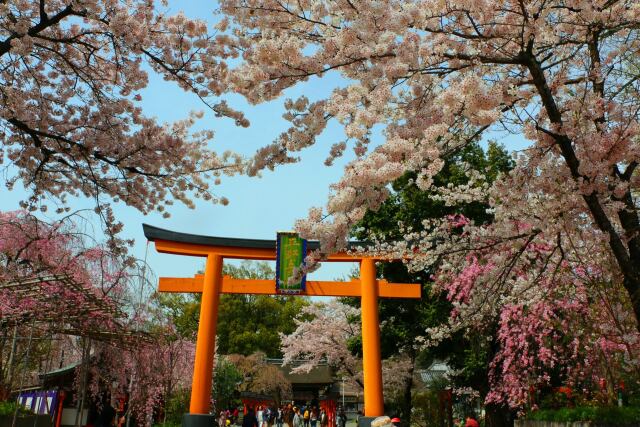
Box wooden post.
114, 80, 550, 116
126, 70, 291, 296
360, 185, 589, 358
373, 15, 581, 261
55, 391, 66, 427
5, 325, 18, 386
360, 258, 384, 417
189, 254, 223, 414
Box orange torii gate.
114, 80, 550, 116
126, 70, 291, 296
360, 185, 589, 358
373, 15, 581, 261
143, 224, 421, 427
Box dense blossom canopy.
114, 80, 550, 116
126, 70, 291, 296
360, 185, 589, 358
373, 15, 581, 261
281, 300, 413, 397
0, 0, 244, 236
427, 213, 640, 408
0, 210, 172, 413
210, 0, 640, 409
0, 211, 126, 330
213, 0, 640, 318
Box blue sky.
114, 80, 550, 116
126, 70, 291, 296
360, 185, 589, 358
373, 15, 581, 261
1, 0, 530, 292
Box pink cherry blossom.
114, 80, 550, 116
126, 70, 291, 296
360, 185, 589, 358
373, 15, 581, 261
1, 0, 245, 239
281, 300, 413, 397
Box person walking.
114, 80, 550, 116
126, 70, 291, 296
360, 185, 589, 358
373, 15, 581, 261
95, 402, 116, 427
309, 408, 318, 427
257, 407, 264, 427
337, 410, 346, 427
293, 407, 304, 427
319, 409, 327, 427
269, 407, 277, 427
263, 407, 271, 427
242, 409, 259, 427
276, 407, 284, 427
302, 407, 310, 427
285, 405, 295, 427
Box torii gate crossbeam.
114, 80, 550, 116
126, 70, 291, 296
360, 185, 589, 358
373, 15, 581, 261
143, 224, 421, 427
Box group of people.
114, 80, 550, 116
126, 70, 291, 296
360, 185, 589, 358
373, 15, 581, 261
240, 404, 335, 427
217, 407, 241, 427
221, 405, 474, 427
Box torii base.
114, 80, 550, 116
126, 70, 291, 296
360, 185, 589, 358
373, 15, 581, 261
358, 416, 379, 427
182, 413, 216, 427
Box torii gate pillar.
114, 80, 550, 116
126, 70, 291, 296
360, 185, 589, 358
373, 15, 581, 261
190, 254, 223, 414
360, 258, 384, 415
143, 224, 420, 426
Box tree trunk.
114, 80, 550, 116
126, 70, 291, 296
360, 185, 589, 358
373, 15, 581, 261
2, 326, 18, 400
484, 403, 513, 427
623, 275, 640, 332
525, 52, 640, 332
399, 365, 413, 427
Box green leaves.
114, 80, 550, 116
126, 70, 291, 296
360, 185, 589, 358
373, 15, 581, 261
216, 293, 309, 358
156, 293, 201, 340
0, 401, 31, 416
527, 406, 640, 424
213, 357, 243, 411
156, 261, 309, 357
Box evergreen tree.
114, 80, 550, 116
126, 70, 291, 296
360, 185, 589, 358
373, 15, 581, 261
158, 260, 309, 357
353, 142, 513, 425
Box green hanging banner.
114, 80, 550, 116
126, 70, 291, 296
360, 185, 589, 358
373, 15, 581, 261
276, 232, 307, 294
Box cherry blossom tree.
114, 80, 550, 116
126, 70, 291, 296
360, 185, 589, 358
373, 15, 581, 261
0, 210, 195, 424
281, 301, 362, 385
280, 300, 413, 398
0, 0, 245, 242
225, 352, 292, 405
0, 210, 128, 332
88, 334, 195, 426
353, 141, 514, 426
424, 208, 640, 411
212, 0, 640, 331
0, 209, 147, 409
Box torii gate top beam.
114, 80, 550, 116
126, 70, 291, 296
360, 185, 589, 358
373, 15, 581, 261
143, 223, 421, 298
143, 224, 373, 261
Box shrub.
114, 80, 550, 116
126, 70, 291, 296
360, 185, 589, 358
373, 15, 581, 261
526, 406, 640, 424
0, 401, 32, 417
163, 389, 190, 425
